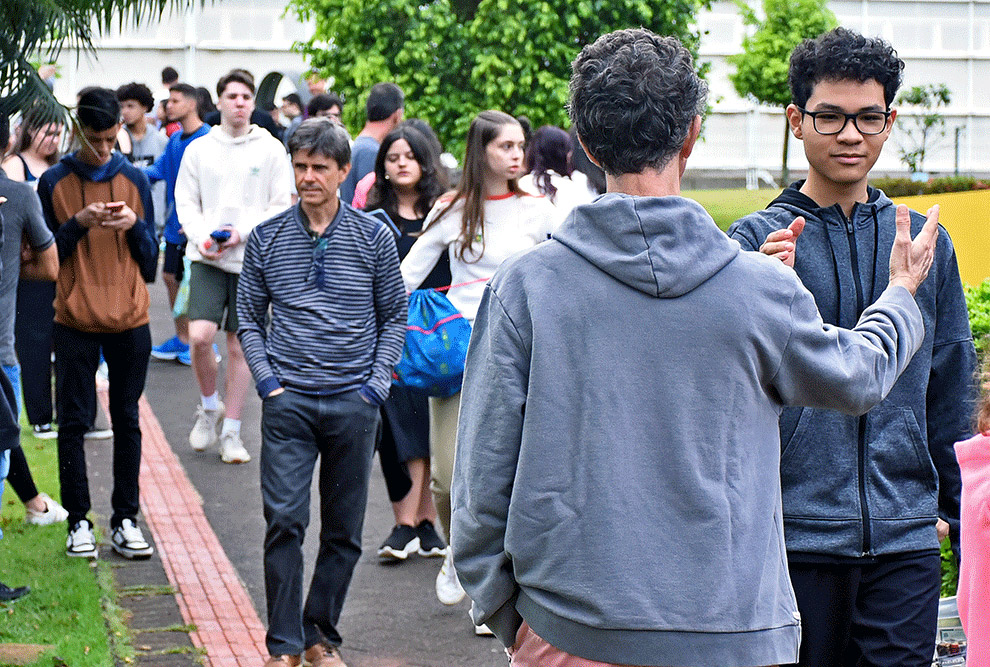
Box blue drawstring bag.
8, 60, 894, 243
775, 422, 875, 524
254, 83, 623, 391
393, 289, 472, 397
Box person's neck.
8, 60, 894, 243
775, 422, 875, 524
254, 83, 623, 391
181, 115, 204, 135
358, 120, 391, 143
395, 187, 419, 218
606, 165, 681, 198
302, 199, 340, 236
483, 176, 511, 199
221, 119, 250, 139
127, 118, 147, 140
799, 173, 869, 218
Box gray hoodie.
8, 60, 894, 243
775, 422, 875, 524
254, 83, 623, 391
450, 194, 925, 667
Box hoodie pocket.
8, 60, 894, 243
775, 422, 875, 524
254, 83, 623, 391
865, 406, 938, 519
779, 407, 859, 520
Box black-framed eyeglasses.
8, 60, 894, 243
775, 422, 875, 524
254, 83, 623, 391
798, 108, 892, 136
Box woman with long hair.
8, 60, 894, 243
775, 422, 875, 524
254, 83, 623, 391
364, 124, 451, 564
400, 110, 554, 619
2, 108, 63, 185
955, 354, 990, 665
518, 125, 594, 228
3, 108, 62, 440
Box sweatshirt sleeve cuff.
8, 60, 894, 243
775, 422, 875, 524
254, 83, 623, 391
256, 376, 282, 398
61, 216, 88, 241
359, 384, 384, 406
481, 597, 523, 649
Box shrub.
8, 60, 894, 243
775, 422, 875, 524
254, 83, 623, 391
966, 278, 990, 355
870, 176, 990, 197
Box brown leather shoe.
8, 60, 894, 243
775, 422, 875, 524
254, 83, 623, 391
303, 643, 347, 667
264, 655, 301, 667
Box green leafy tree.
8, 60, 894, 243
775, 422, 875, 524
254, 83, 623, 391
728, 0, 836, 185
1, 1, 199, 120
895, 84, 952, 174
290, 0, 710, 158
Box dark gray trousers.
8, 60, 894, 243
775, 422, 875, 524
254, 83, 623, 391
260, 388, 380, 656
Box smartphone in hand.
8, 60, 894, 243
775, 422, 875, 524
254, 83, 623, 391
105, 201, 125, 213
210, 229, 232, 244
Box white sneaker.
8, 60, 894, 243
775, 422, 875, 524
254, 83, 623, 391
474, 622, 495, 636
436, 549, 466, 605
111, 518, 154, 560
84, 428, 113, 440
189, 402, 225, 451
66, 520, 98, 558
219, 430, 251, 464
25, 493, 69, 526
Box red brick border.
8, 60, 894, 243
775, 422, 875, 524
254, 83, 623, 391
100, 393, 268, 667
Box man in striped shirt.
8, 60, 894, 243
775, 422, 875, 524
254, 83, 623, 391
236, 118, 406, 667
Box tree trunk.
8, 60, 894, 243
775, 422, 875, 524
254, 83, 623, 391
781, 116, 790, 187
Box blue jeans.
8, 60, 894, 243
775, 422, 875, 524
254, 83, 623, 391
260, 388, 380, 655
0, 367, 22, 540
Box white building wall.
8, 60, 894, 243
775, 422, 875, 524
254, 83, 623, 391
49, 0, 990, 177
694, 0, 990, 178
50, 0, 313, 107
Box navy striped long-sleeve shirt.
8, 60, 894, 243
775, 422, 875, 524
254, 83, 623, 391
236, 202, 407, 404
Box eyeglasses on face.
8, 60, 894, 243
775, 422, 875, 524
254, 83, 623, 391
797, 108, 892, 136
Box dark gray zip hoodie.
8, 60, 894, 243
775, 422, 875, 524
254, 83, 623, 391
729, 184, 976, 559
451, 194, 927, 666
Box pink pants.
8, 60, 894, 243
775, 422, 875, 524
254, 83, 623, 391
507, 621, 780, 667
509, 622, 637, 667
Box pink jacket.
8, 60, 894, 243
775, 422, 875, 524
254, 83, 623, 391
956, 432, 990, 666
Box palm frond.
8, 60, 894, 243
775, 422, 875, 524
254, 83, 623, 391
1, 0, 205, 123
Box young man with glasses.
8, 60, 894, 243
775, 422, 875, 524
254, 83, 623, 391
237, 118, 406, 667
729, 27, 976, 667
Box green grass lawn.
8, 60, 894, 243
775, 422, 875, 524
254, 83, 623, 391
682, 188, 780, 230
1, 425, 117, 667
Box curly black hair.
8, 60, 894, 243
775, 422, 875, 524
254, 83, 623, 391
789, 28, 904, 108
116, 82, 155, 113
569, 28, 707, 175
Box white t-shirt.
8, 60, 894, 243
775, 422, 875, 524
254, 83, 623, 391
400, 192, 555, 323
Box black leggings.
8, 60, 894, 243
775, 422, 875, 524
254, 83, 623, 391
14, 280, 55, 426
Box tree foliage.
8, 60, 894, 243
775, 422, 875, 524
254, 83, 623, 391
728, 0, 836, 183
289, 0, 710, 157
895, 83, 952, 174
1, 0, 200, 121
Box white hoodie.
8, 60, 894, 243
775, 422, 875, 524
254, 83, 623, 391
175, 124, 292, 273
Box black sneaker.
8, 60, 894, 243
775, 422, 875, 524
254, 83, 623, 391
0, 581, 30, 602
377, 524, 420, 561
416, 519, 446, 557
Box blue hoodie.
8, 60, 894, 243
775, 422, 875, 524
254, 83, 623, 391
451, 194, 926, 667
145, 124, 210, 244
729, 184, 976, 559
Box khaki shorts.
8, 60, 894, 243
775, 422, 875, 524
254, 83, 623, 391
187, 262, 239, 332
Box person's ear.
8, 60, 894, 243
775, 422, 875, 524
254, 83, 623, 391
576, 134, 603, 170
677, 115, 702, 177
882, 108, 898, 140
786, 104, 804, 140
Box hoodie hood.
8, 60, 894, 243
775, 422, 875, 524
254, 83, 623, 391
766, 180, 895, 226
204, 124, 269, 146
61, 151, 129, 183
553, 193, 739, 298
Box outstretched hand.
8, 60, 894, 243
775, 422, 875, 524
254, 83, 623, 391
888, 204, 939, 296
759, 217, 805, 268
